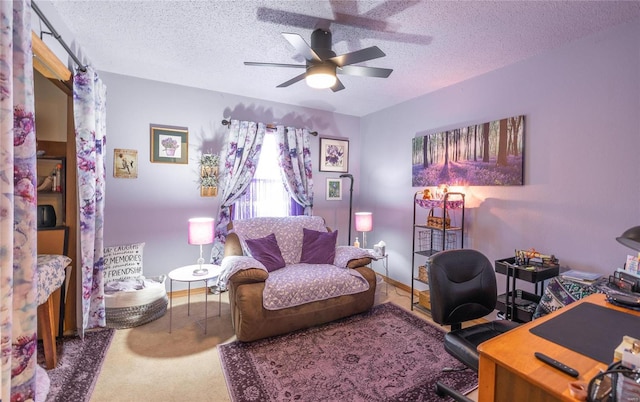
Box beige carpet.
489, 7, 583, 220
90, 280, 478, 402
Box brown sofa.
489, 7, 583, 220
223, 218, 376, 342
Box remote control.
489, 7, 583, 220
534, 352, 579, 377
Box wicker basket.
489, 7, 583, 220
418, 290, 431, 310
427, 208, 451, 229
106, 294, 168, 329
418, 265, 429, 283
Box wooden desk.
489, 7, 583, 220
477, 293, 640, 402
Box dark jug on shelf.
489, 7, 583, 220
37, 205, 56, 228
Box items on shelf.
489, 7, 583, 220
514, 248, 558, 267
411, 190, 465, 315
625, 255, 640, 276
55, 164, 62, 192
373, 241, 386, 256
427, 208, 450, 229
495, 256, 561, 322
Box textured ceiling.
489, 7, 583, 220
46, 0, 640, 117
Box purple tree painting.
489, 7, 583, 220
412, 115, 525, 186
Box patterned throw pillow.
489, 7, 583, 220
300, 228, 338, 264
245, 233, 286, 272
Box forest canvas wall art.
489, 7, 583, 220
412, 115, 525, 187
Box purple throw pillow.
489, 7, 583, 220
300, 228, 338, 264
245, 233, 286, 272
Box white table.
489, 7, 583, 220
368, 251, 389, 294
168, 264, 222, 334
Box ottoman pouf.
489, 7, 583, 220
105, 275, 168, 329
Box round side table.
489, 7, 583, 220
168, 264, 222, 334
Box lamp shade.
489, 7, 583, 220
355, 212, 373, 232
188, 217, 214, 245
306, 64, 337, 89
616, 226, 640, 251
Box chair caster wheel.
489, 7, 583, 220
434, 382, 445, 397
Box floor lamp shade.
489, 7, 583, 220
188, 217, 214, 276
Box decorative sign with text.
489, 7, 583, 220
103, 242, 145, 281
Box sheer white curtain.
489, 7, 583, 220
233, 131, 290, 219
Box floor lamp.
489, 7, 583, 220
355, 212, 373, 248
340, 173, 354, 245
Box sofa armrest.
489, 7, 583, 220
228, 268, 269, 285
335, 246, 375, 268
347, 257, 373, 269
224, 232, 244, 257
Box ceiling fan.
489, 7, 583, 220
244, 28, 393, 92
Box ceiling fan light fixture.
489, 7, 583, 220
306, 64, 336, 89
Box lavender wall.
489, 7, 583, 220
360, 19, 640, 290
100, 73, 361, 287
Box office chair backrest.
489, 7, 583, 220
428, 249, 497, 327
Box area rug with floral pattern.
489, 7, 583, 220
218, 302, 477, 401
37, 328, 115, 402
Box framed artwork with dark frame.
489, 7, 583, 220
326, 178, 342, 201
319, 137, 349, 173
150, 124, 188, 164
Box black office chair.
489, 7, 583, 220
428, 249, 521, 402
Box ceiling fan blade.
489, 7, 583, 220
282, 33, 322, 62
331, 78, 345, 92
338, 65, 393, 78
329, 46, 386, 67
277, 72, 307, 88
244, 62, 306, 69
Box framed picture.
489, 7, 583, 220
326, 178, 342, 201
113, 148, 138, 178
319, 137, 349, 173
150, 124, 188, 164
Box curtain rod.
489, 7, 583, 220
32, 1, 87, 72
221, 119, 318, 137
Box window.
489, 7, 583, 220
233, 131, 293, 219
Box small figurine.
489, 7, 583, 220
422, 189, 431, 200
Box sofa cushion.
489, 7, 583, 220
245, 233, 286, 272
300, 228, 338, 264
263, 263, 370, 310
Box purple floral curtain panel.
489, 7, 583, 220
210, 120, 265, 264
73, 67, 107, 335
276, 126, 314, 215
0, 1, 39, 399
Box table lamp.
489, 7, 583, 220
355, 212, 373, 248
188, 217, 215, 276
616, 226, 640, 251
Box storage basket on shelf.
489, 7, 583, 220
426, 208, 451, 229
418, 290, 431, 310
418, 265, 429, 283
